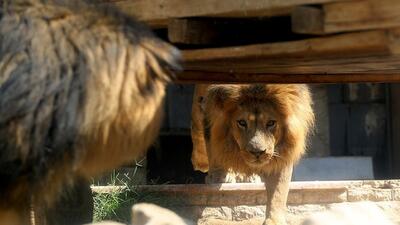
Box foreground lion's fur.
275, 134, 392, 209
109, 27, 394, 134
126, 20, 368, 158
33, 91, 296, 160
191, 84, 314, 224
0, 0, 180, 223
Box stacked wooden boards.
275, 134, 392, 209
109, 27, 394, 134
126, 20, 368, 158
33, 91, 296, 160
102, 0, 400, 83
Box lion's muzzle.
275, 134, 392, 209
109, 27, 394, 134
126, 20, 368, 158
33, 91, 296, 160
246, 131, 274, 160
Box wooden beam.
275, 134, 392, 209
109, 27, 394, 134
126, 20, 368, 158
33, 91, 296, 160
102, 0, 350, 27
177, 55, 400, 83
291, 6, 324, 34
168, 19, 218, 44
292, 0, 400, 35
183, 30, 391, 62
180, 29, 400, 83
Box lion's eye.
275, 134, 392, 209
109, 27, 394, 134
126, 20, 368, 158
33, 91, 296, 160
266, 120, 276, 128
237, 120, 247, 128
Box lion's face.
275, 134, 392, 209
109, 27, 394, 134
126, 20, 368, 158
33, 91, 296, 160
203, 84, 314, 174
230, 102, 283, 168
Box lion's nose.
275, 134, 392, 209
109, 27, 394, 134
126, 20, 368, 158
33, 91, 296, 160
249, 149, 265, 157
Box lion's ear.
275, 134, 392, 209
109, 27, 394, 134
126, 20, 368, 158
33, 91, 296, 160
206, 85, 238, 110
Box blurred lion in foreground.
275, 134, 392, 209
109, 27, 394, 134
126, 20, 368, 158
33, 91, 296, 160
0, 0, 180, 224
191, 84, 314, 225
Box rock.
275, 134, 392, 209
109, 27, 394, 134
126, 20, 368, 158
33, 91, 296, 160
131, 203, 193, 225
301, 201, 395, 225
85, 222, 125, 225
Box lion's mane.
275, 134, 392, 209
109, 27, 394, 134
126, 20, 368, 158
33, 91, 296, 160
203, 84, 314, 175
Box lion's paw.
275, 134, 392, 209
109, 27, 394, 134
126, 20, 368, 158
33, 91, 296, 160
193, 161, 209, 173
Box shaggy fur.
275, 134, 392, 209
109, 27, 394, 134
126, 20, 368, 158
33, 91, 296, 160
191, 85, 209, 173
0, 0, 180, 223
191, 84, 314, 225
192, 84, 314, 175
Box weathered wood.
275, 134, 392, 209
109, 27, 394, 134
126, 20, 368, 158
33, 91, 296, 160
177, 72, 400, 84
102, 0, 350, 27
292, 0, 400, 35
177, 55, 400, 83
291, 6, 324, 35
168, 19, 218, 44
180, 29, 400, 83
183, 30, 391, 62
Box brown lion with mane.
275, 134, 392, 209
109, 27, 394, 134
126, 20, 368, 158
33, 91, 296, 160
191, 84, 314, 225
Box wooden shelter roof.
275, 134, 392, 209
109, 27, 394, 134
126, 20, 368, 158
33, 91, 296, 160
103, 0, 400, 83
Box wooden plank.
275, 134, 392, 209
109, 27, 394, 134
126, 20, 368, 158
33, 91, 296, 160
102, 0, 350, 27
291, 6, 324, 34
168, 19, 218, 44
179, 28, 400, 83
177, 55, 400, 83
183, 30, 391, 62
292, 0, 400, 35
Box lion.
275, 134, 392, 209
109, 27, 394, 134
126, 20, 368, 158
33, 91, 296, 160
191, 84, 314, 225
0, 0, 180, 224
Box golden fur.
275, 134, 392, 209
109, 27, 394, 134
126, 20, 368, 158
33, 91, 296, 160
191, 84, 314, 225
192, 84, 314, 176
191, 85, 209, 173
0, 0, 180, 224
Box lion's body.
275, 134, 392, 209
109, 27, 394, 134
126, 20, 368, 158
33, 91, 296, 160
0, 0, 180, 223
191, 84, 314, 225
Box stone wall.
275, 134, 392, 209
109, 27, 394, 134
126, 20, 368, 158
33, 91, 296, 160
92, 180, 400, 225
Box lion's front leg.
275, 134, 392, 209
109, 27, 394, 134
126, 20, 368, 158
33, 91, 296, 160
262, 165, 293, 225
191, 84, 210, 173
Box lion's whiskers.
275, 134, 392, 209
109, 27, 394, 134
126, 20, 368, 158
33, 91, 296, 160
272, 152, 283, 159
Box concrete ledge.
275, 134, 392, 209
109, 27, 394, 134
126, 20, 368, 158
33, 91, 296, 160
92, 180, 400, 205
91, 180, 400, 224
92, 180, 399, 192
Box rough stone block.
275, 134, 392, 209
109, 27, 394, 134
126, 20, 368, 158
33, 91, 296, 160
392, 189, 400, 201
200, 207, 233, 220
302, 190, 347, 204
348, 189, 392, 202
231, 206, 265, 220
